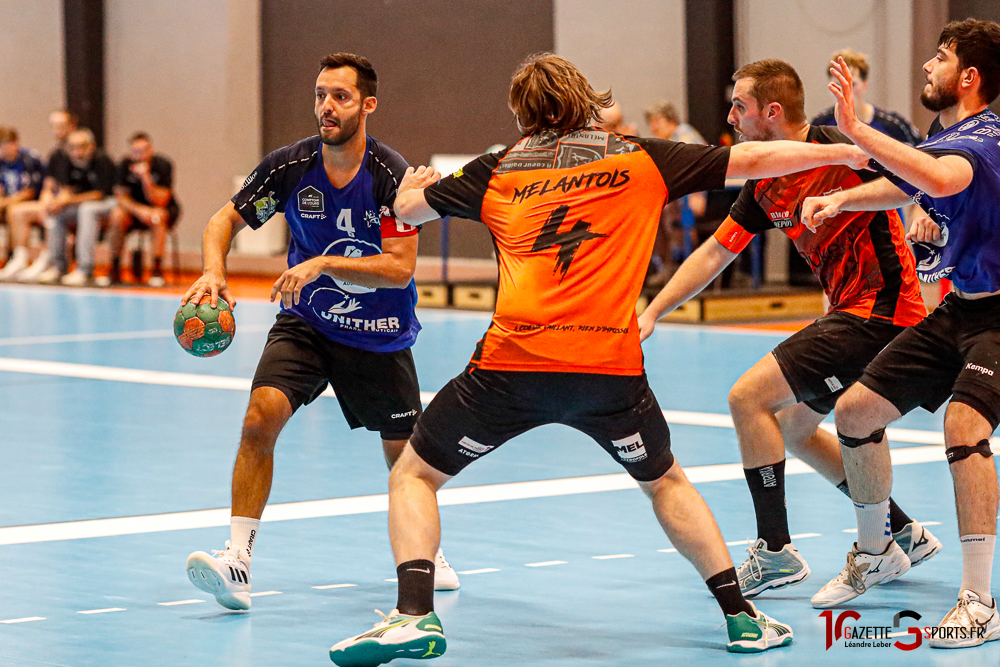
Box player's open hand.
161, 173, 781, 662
907, 213, 942, 244
271, 256, 327, 308
638, 311, 658, 343
398, 165, 441, 195
800, 195, 842, 233
829, 57, 862, 138
182, 270, 235, 309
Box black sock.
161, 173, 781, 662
744, 460, 790, 551
836, 480, 912, 533
706, 567, 754, 617
153, 258, 163, 275
396, 559, 435, 616
110, 258, 120, 275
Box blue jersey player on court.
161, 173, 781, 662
802, 20, 1000, 648
180, 53, 457, 611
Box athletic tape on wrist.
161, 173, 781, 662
838, 428, 886, 448
945, 439, 994, 465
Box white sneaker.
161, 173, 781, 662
186, 541, 252, 610
0, 248, 29, 279
147, 273, 166, 288
60, 269, 91, 286
15, 250, 51, 281
434, 547, 460, 591
811, 540, 910, 608
36, 266, 62, 284
930, 589, 1000, 648
892, 520, 943, 566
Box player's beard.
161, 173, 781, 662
318, 109, 362, 146
921, 72, 961, 112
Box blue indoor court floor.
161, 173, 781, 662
0, 285, 997, 666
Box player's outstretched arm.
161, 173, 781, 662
800, 177, 911, 232
182, 201, 245, 308
638, 236, 737, 341
827, 57, 974, 198
393, 166, 442, 225
726, 140, 869, 180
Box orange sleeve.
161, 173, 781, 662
714, 216, 755, 253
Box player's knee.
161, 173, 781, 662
727, 379, 758, 417
833, 387, 867, 431
241, 403, 282, 452
837, 427, 885, 449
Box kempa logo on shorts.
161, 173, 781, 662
391, 409, 418, 419
965, 363, 995, 377
458, 436, 494, 457
613, 433, 647, 463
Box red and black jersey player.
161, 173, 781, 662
329, 53, 875, 664
639, 59, 941, 599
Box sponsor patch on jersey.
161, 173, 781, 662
254, 193, 277, 224
297, 186, 324, 213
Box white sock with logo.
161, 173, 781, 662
854, 499, 891, 555
230, 516, 260, 565
960, 534, 995, 603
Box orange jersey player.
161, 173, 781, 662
329, 52, 871, 665
639, 59, 939, 602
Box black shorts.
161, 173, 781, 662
859, 293, 1000, 430
773, 311, 906, 415
410, 369, 674, 482
251, 314, 421, 440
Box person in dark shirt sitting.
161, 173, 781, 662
99, 132, 179, 287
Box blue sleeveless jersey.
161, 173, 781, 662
232, 135, 420, 352
887, 109, 1000, 293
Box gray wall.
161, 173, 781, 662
0, 0, 65, 154
736, 0, 917, 130
105, 0, 261, 253
555, 0, 687, 136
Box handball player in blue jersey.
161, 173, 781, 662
802, 19, 1000, 648
180, 53, 457, 611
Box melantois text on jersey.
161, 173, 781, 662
232, 135, 420, 352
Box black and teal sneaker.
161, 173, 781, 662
330, 609, 446, 666
726, 603, 793, 653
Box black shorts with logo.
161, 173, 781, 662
772, 311, 907, 415
859, 293, 1000, 430
410, 369, 674, 482
251, 314, 421, 440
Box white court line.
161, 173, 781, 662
791, 533, 822, 539
249, 591, 281, 597
312, 583, 358, 590
0, 616, 46, 624
525, 561, 567, 567
457, 568, 500, 575
77, 608, 126, 614
0, 325, 273, 347
592, 554, 634, 560
0, 357, 981, 451
157, 599, 204, 606
658, 549, 678, 553
0, 446, 956, 547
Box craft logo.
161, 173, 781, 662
821, 609, 987, 650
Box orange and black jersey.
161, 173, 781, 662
425, 128, 730, 375
715, 126, 925, 327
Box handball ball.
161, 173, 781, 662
174, 298, 235, 357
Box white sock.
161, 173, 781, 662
230, 516, 260, 565
854, 499, 891, 554
9, 246, 27, 262
960, 534, 995, 603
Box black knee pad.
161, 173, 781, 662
946, 439, 994, 465
838, 428, 886, 448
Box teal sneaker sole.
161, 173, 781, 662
330, 635, 446, 666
